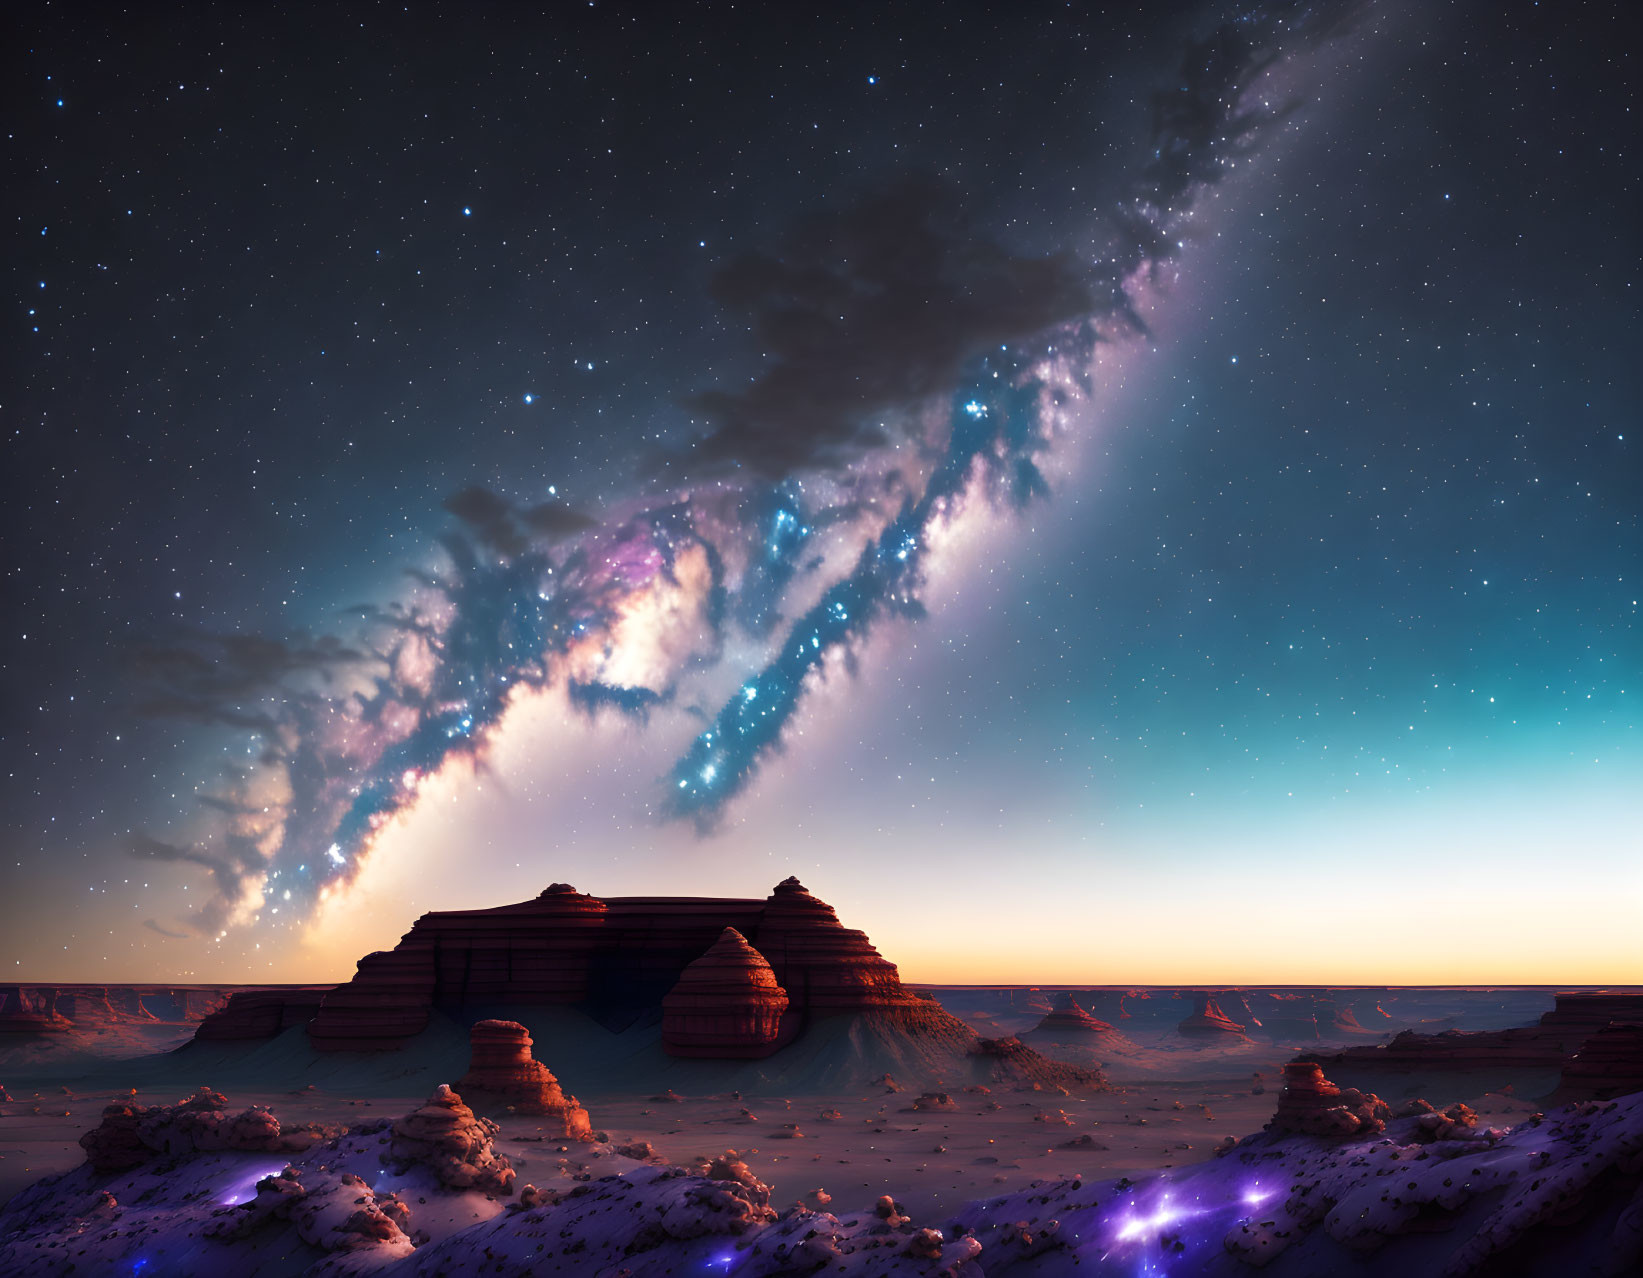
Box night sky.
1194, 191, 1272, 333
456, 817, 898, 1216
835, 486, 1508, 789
4, 1, 1638, 986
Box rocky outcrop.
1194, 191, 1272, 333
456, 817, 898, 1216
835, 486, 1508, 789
1266, 1061, 1388, 1137
300, 878, 922, 1053
455, 1020, 593, 1137
1555, 1023, 1643, 1101
388, 1085, 515, 1194
193, 988, 331, 1041
78, 1087, 330, 1173
1177, 994, 1247, 1038
662, 928, 788, 1058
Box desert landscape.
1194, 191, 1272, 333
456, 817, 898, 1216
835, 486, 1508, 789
3, 879, 1640, 1274
7, 0, 1637, 1274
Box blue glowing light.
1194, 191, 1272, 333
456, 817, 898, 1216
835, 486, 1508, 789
523, 393, 534, 404
463, 206, 472, 216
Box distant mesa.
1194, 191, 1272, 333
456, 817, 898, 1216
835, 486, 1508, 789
1210, 990, 1263, 1030
1, 983, 234, 1037
182, 876, 1106, 1093
662, 927, 788, 1058
0, 986, 72, 1035
1177, 994, 1248, 1038
1554, 1023, 1643, 1102
1034, 993, 1115, 1036
456, 1019, 593, 1139
299, 876, 936, 1053
1304, 991, 1643, 1101
1018, 993, 1139, 1060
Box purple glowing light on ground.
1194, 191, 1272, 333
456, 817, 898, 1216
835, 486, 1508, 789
218, 1161, 292, 1205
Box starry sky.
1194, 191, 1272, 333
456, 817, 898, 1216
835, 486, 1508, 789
4, 1, 1639, 987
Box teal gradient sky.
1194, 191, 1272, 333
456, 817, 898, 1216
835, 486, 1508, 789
4, 2, 1637, 986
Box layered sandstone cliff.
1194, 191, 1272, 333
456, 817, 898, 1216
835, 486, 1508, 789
301, 877, 922, 1053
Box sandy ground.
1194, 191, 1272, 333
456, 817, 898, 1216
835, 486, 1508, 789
0, 1051, 1547, 1223
0, 986, 1571, 1218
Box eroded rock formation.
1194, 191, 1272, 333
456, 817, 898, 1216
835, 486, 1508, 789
3, 984, 235, 1034
662, 928, 788, 1058
455, 1019, 594, 1138
1177, 994, 1247, 1038
388, 1084, 516, 1195
0, 986, 71, 1035
1030, 993, 1115, 1036
1266, 1060, 1389, 1137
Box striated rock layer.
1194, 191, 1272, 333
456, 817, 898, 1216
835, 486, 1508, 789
455, 1019, 593, 1138
193, 988, 331, 1041
1554, 1023, 1643, 1101
662, 928, 788, 1058
301, 877, 929, 1052
1304, 990, 1643, 1085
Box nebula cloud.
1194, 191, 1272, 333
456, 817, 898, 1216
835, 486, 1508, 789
129, 1, 1361, 939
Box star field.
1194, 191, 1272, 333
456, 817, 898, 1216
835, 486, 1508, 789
2, 0, 1637, 983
